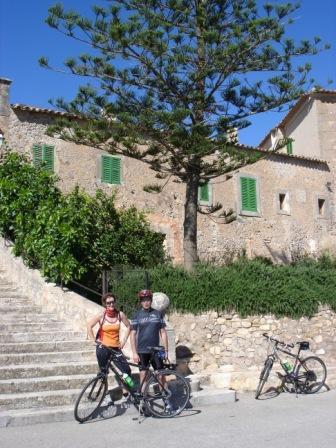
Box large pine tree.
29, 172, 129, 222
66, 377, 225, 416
41, 1, 328, 269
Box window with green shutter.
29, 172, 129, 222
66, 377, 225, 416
32, 144, 54, 172
198, 183, 209, 203
286, 139, 293, 155
240, 177, 258, 212
101, 155, 121, 185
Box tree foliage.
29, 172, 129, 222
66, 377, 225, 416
0, 150, 165, 283
40, 0, 328, 269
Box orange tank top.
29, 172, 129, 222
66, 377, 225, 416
98, 314, 121, 347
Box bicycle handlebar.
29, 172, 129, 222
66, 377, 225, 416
262, 333, 294, 348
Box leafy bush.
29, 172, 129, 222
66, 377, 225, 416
110, 257, 336, 318
0, 151, 60, 250
149, 258, 336, 318
0, 150, 165, 283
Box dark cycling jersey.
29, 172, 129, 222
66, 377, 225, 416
130, 307, 166, 353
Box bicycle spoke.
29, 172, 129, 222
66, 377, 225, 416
143, 370, 190, 418
74, 376, 108, 423
255, 358, 273, 399
297, 357, 327, 394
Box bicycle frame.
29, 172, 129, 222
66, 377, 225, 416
105, 349, 170, 401
267, 341, 303, 377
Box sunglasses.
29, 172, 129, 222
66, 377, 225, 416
106, 301, 115, 306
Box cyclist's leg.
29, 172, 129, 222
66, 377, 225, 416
151, 352, 165, 387
138, 353, 151, 391
112, 349, 132, 396
96, 344, 111, 374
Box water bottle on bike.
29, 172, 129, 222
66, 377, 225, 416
122, 373, 136, 389
283, 359, 293, 373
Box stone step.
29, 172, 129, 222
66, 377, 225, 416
0, 283, 19, 291
0, 313, 63, 322
0, 374, 94, 394
0, 361, 98, 379
0, 340, 93, 353
0, 385, 237, 427
0, 322, 73, 332
0, 405, 76, 427
0, 350, 95, 366
0, 305, 42, 314
0, 297, 32, 305
0, 330, 87, 343
0, 388, 82, 410
0, 293, 29, 300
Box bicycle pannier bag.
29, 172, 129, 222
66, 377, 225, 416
299, 341, 309, 350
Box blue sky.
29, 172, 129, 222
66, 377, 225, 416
1, 0, 335, 146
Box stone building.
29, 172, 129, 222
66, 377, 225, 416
1, 76, 336, 264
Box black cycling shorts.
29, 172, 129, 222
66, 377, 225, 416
96, 345, 131, 375
138, 352, 164, 371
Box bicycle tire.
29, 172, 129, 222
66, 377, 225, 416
74, 375, 108, 423
143, 369, 190, 418
296, 356, 327, 394
255, 358, 273, 399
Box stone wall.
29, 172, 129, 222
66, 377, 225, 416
5, 107, 336, 265
169, 308, 336, 390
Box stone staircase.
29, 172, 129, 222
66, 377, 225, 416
0, 270, 98, 427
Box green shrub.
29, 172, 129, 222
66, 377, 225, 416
0, 150, 165, 283
110, 258, 336, 319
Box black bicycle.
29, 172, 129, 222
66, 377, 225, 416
255, 333, 327, 399
74, 346, 191, 423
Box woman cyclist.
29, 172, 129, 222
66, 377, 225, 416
87, 292, 131, 398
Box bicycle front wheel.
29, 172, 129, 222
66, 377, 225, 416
74, 375, 108, 423
255, 358, 273, 399
297, 356, 327, 394
143, 369, 190, 418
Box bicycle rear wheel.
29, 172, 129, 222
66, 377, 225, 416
74, 375, 108, 423
255, 358, 273, 399
297, 356, 327, 394
143, 369, 190, 418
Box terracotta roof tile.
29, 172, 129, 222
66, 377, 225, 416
10, 103, 328, 165
11, 103, 78, 118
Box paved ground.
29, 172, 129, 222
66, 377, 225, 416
2, 390, 336, 448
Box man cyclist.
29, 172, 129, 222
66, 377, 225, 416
130, 289, 169, 387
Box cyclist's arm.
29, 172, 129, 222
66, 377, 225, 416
87, 313, 103, 343
160, 327, 168, 356
130, 329, 139, 362
119, 312, 131, 349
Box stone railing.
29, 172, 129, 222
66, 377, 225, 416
0, 237, 102, 331
0, 237, 175, 361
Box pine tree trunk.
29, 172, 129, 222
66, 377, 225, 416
183, 171, 200, 271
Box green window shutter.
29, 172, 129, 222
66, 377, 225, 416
241, 177, 257, 212
102, 155, 112, 183
286, 139, 293, 155
111, 157, 121, 184
199, 183, 209, 202
101, 155, 121, 184
32, 144, 43, 167
42, 145, 54, 172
